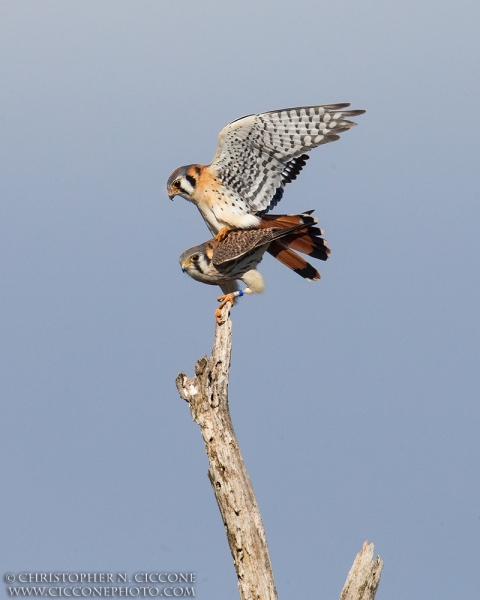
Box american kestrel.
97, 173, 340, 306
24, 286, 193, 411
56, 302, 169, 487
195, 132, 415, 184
179, 212, 330, 322
167, 103, 365, 237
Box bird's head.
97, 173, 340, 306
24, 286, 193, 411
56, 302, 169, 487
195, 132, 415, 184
179, 243, 217, 285
167, 164, 202, 201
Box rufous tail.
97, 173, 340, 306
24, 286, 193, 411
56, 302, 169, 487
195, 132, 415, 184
259, 211, 331, 280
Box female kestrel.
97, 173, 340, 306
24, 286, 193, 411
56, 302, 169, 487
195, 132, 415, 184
179, 212, 330, 322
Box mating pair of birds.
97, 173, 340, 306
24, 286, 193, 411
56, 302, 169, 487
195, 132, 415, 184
167, 103, 365, 322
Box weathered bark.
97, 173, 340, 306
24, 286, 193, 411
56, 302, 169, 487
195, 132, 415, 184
176, 303, 383, 600
339, 541, 383, 600
176, 303, 277, 600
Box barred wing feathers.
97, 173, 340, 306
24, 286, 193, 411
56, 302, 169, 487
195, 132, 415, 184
212, 221, 317, 266
212, 227, 295, 266
210, 104, 365, 215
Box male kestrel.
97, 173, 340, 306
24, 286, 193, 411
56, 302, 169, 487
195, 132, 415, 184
167, 103, 365, 237
179, 212, 330, 322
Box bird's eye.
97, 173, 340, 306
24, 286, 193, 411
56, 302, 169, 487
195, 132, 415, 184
191, 254, 199, 262
173, 180, 181, 188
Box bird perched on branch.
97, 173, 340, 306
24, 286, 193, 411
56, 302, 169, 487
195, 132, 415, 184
167, 103, 365, 240
179, 212, 330, 323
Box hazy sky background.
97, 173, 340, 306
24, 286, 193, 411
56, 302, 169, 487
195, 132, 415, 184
1, 1, 479, 598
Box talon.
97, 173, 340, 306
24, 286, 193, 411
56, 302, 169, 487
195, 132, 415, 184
215, 293, 236, 324
215, 227, 234, 243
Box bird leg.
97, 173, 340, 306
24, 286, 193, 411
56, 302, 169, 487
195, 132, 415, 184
215, 290, 244, 324
215, 226, 236, 243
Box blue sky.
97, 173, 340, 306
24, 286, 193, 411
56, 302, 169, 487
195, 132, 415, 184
1, 1, 479, 598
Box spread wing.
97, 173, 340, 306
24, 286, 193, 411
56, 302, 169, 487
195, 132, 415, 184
209, 104, 365, 215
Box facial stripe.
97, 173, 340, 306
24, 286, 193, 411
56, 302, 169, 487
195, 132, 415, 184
179, 177, 195, 196
185, 174, 196, 188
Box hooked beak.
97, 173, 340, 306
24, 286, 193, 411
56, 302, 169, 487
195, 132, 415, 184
181, 263, 187, 272
168, 190, 176, 201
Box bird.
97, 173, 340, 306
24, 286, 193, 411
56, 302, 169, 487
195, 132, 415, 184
167, 103, 365, 239
179, 212, 330, 323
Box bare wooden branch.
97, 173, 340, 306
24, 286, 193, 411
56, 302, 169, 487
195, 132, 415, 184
176, 303, 383, 600
176, 302, 278, 600
339, 541, 383, 600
